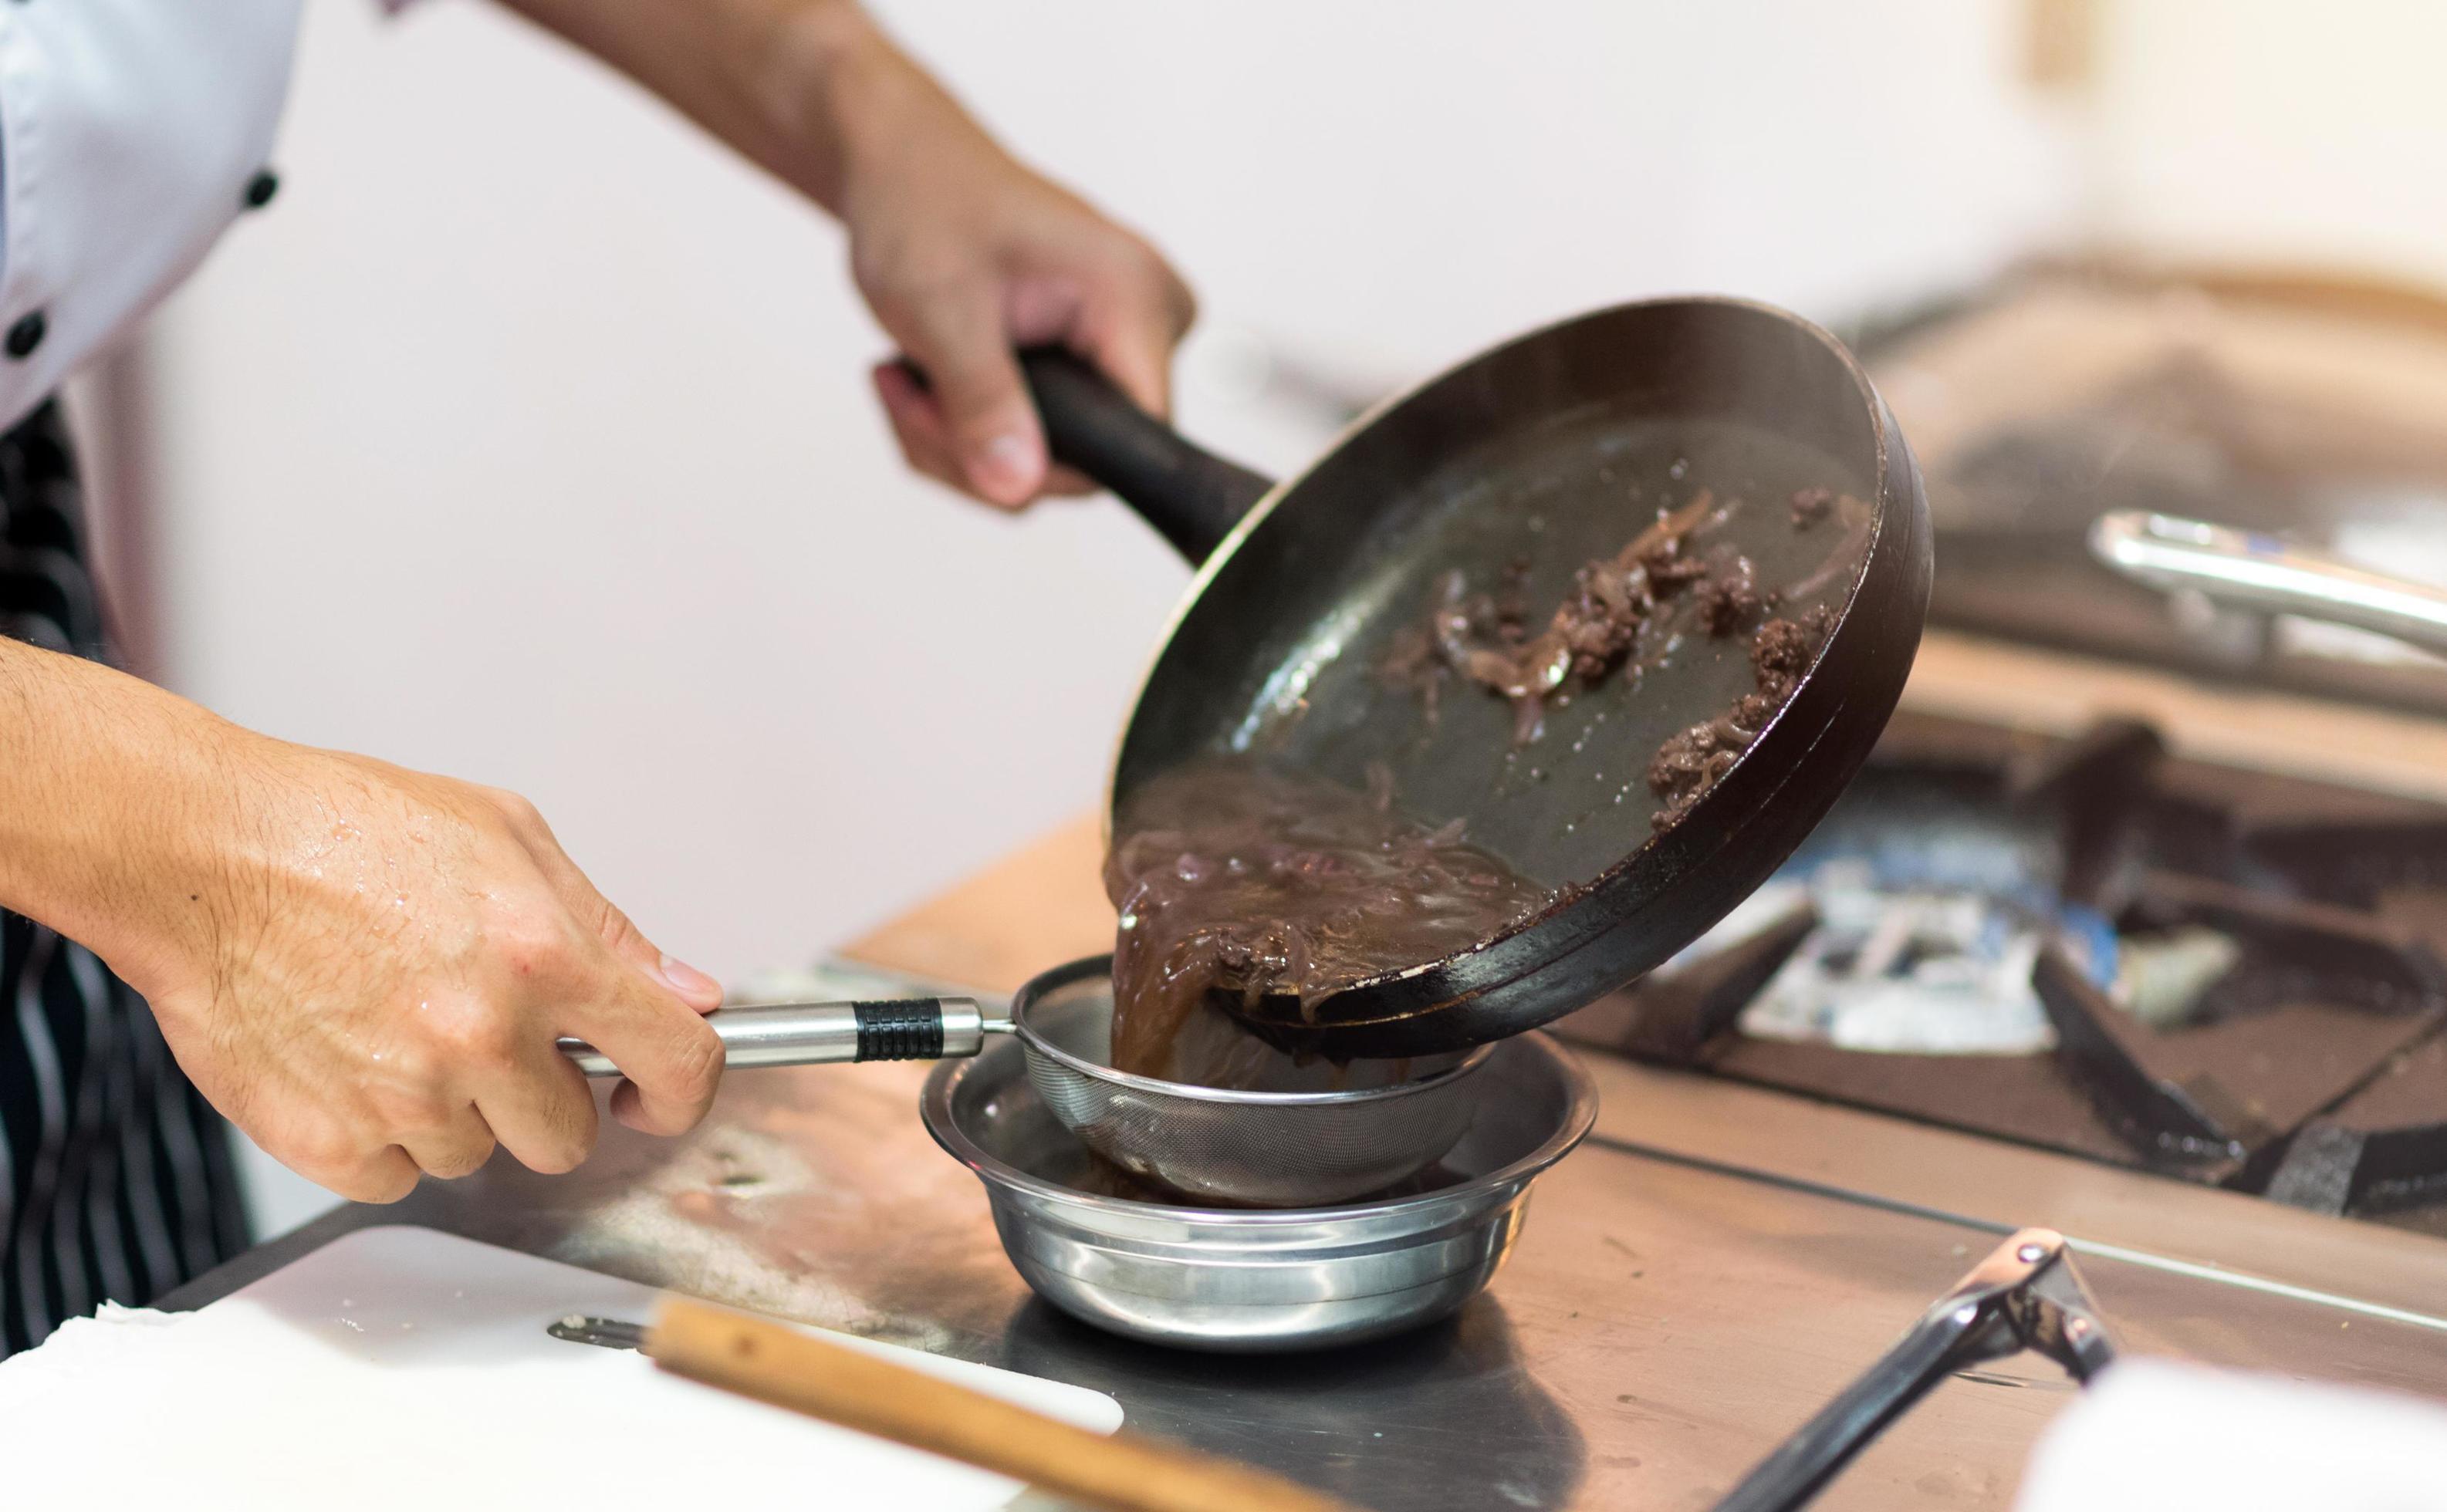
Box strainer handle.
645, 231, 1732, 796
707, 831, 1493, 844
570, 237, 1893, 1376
558, 997, 993, 1075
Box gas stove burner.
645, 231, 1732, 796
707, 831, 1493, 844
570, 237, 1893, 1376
1560, 710, 2447, 1233
2264, 1032, 2447, 1235
2038, 870, 2445, 1182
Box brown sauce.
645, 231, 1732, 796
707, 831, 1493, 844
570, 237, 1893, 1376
1103, 760, 1549, 1088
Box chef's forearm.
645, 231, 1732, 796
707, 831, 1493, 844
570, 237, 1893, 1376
0, 636, 242, 972
492, 0, 938, 215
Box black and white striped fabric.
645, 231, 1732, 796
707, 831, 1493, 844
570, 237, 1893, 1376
0, 401, 247, 1356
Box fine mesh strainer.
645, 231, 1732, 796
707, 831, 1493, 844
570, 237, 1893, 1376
557, 953, 1490, 1207
1010, 954, 1490, 1206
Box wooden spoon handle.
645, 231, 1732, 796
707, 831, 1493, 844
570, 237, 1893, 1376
647, 1297, 1357, 1512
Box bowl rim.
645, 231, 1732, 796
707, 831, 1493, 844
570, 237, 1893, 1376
920, 1022, 1598, 1227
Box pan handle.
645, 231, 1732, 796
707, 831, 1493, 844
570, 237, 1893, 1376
2090, 509, 2447, 654
1019, 347, 1275, 565
893, 349, 1275, 563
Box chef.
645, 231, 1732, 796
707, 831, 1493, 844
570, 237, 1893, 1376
0, 0, 1192, 1354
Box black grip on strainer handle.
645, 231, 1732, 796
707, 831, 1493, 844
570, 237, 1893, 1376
851, 1001, 945, 1061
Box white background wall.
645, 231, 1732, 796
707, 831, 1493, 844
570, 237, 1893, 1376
133, 1, 2084, 1233
2090, 0, 2447, 285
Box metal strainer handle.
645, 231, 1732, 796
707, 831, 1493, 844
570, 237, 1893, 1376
558, 997, 1006, 1077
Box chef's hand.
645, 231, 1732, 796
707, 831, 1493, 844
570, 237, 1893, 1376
19, 669, 730, 1203
842, 54, 1196, 508
495, 0, 1195, 508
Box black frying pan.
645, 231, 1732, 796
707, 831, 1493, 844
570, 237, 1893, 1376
1015, 296, 1931, 1058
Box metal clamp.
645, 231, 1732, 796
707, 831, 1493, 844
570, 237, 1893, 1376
1714, 1227, 2117, 1512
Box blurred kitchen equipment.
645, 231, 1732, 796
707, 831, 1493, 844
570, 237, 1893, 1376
1562, 707, 2447, 1223
921, 974, 1596, 1352
2091, 509, 2447, 655
1543, 266, 2447, 1245
1715, 1227, 2117, 1512
559, 975, 1488, 1208
556, 1298, 1355, 1512
1857, 265, 2447, 711
1010, 295, 1931, 1059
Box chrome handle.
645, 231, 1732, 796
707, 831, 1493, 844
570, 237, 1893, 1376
1714, 1229, 2115, 1512
2090, 510, 2447, 654
558, 997, 1001, 1077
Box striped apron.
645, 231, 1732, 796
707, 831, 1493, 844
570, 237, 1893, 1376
0, 400, 247, 1355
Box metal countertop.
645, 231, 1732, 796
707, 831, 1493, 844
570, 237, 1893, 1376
164, 968, 2447, 1512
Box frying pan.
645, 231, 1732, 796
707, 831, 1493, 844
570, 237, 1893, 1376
1022, 295, 1932, 1059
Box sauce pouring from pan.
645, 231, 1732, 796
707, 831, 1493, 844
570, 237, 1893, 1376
1014, 297, 1934, 1062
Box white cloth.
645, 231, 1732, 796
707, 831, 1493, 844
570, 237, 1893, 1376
0, 0, 303, 427
0, 1224, 1129, 1512
2016, 1358, 2447, 1511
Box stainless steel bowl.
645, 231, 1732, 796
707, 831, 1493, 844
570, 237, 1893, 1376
920, 1022, 1596, 1352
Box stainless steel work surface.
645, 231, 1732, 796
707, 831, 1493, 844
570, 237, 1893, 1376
166, 971, 2447, 1512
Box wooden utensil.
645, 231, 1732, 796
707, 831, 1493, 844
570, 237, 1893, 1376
587, 1296, 1360, 1512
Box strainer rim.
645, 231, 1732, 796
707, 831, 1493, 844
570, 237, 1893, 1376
1012, 953, 1493, 1107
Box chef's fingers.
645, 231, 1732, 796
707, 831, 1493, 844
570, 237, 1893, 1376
877, 279, 1046, 508
396, 1102, 501, 1181
489, 787, 722, 1014
589, 893, 720, 1014
871, 360, 970, 491
1038, 461, 1100, 497
560, 962, 725, 1138
473, 1040, 600, 1176
874, 361, 1097, 498
1069, 248, 1195, 422
285, 1141, 421, 1205
485, 802, 720, 1136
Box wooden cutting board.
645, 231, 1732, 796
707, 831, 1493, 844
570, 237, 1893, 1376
0, 1225, 1121, 1510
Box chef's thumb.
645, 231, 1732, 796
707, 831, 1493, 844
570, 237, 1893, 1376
590, 896, 722, 1014
894, 290, 1046, 507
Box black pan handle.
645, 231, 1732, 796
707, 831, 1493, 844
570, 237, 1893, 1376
1016, 348, 1274, 565
893, 348, 1273, 563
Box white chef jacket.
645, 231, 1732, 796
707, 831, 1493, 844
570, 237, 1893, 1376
0, 0, 305, 428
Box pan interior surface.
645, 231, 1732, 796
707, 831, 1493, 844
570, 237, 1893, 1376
1117, 303, 1887, 905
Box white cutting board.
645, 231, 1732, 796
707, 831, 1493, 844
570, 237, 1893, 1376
0, 1224, 1122, 1510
